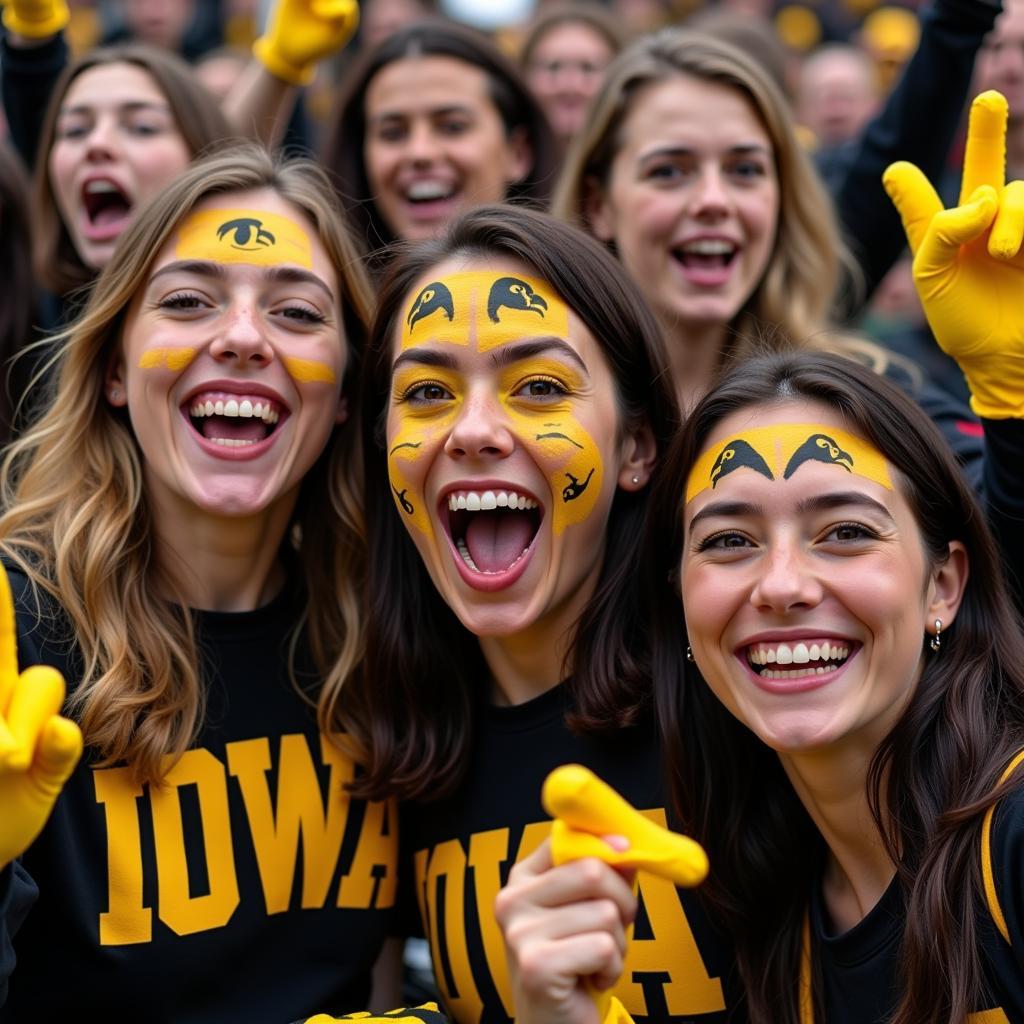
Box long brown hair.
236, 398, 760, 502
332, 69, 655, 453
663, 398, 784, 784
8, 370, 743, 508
33, 43, 232, 296
1, 144, 372, 784
343, 204, 678, 801
648, 351, 1024, 1023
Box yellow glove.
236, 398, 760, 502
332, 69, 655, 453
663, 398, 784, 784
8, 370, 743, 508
883, 90, 1024, 419
1, 0, 69, 38
542, 765, 708, 1023
0, 566, 82, 869
253, 0, 359, 86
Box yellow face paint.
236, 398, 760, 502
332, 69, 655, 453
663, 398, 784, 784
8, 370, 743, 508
282, 356, 337, 385
685, 423, 893, 504
138, 347, 198, 372
400, 271, 570, 352
175, 209, 313, 269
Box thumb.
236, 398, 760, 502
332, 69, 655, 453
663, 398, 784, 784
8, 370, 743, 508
915, 184, 998, 277
883, 161, 943, 256
32, 714, 83, 795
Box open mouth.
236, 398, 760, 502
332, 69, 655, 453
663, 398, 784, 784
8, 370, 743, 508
184, 391, 287, 450
81, 179, 133, 233
442, 488, 543, 579
672, 239, 738, 273
745, 639, 854, 680
403, 180, 458, 207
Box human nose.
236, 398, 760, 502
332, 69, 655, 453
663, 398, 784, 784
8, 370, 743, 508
406, 122, 441, 165
749, 540, 823, 613
691, 166, 731, 219
208, 299, 274, 367
83, 116, 118, 160
444, 389, 515, 460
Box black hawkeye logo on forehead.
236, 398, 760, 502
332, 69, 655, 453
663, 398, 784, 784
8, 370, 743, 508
407, 282, 455, 332
709, 439, 774, 488
217, 217, 275, 251
487, 277, 549, 323
784, 434, 853, 478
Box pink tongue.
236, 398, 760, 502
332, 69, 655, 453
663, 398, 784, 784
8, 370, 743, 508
201, 416, 267, 442
92, 199, 131, 227
464, 511, 535, 573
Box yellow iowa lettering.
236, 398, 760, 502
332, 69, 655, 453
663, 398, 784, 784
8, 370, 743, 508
337, 781, 398, 909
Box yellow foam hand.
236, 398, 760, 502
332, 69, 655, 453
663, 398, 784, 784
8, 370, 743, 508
253, 0, 360, 85
1, 0, 70, 38
541, 765, 708, 1024
883, 90, 1024, 419
0, 566, 82, 869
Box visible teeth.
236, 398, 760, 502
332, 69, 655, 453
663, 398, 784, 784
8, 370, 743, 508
189, 396, 279, 423
223, 399, 239, 416
497, 493, 509, 507
776, 645, 794, 665
762, 666, 833, 679
792, 643, 809, 664
407, 180, 453, 201
455, 537, 529, 575
682, 239, 735, 255
466, 493, 481, 512
445, 489, 539, 511
809, 644, 820, 660
480, 490, 497, 510
210, 437, 257, 447
238, 399, 253, 417
748, 640, 853, 673
85, 180, 120, 194
215, 400, 224, 415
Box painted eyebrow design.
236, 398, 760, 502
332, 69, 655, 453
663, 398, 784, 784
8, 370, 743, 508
149, 261, 334, 299
688, 491, 896, 530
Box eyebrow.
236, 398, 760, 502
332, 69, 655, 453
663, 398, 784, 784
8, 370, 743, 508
392, 337, 590, 375
639, 143, 771, 162
392, 347, 459, 372
59, 100, 172, 117
149, 260, 334, 299
371, 105, 474, 125
688, 491, 896, 530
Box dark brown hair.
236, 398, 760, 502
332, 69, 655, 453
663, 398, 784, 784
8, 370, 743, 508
519, 2, 627, 71
647, 351, 1024, 1023
0, 144, 35, 443
33, 43, 232, 296
322, 20, 560, 255
343, 203, 679, 801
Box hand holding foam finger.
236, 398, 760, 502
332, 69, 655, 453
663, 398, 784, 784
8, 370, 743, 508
883, 89, 1024, 419
543, 764, 708, 888
1, 0, 69, 38
0, 667, 82, 867
253, 0, 359, 84
495, 839, 637, 1024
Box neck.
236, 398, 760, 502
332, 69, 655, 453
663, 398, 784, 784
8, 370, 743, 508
779, 741, 896, 934
661, 316, 727, 415
479, 549, 604, 707
149, 486, 297, 612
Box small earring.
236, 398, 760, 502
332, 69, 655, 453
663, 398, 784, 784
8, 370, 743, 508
631, 475, 640, 485
110, 388, 121, 401
686, 645, 694, 662
929, 618, 942, 653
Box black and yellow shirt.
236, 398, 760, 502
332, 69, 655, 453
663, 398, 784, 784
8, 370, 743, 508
0, 569, 398, 1022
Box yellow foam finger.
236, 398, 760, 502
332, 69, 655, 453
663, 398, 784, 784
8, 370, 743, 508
34, 715, 83, 793
5, 666, 66, 772
960, 90, 1009, 204
916, 185, 998, 277
883, 160, 943, 257
543, 765, 709, 888
989, 180, 1024, 259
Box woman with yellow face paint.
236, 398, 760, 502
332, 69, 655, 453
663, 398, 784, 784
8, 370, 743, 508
339, 204, 738, 1024
0, 144, 402, 1021
498, 350, 1024, 1024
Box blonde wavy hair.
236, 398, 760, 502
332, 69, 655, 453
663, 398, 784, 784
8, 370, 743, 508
0, 143, 373, 784
552, 29, 863, 366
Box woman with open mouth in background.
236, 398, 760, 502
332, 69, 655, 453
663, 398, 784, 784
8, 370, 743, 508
0, 143, 402, 1021
337, 204, 737, 1024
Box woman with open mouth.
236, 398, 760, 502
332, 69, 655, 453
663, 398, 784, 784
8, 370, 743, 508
322, 21, 558, 261
497, 350, 1024, 1024
0, 144, 401, 1021
336, 204, 737, 1023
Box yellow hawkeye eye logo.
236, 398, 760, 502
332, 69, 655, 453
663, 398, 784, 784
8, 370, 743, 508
217, 217, 276, 251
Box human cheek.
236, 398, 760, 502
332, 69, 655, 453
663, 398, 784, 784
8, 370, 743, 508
503, 399, 604, 535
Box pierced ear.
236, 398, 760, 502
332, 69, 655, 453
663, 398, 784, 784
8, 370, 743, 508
105, 351, 127, 408
926, 540, 969, 632
583, 174, 615, 243
335, 393, 349, 426
618, 420, 657, 491
504, 126, 533, 186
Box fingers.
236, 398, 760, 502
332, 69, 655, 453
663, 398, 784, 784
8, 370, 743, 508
33, 714, 83, 795
989, 180, 1024, 258
960, 90, 1009, 204
883, 161, 943, 257
4, 666, 66, 771
312, 0, 358, 21
915, 185, 998, 277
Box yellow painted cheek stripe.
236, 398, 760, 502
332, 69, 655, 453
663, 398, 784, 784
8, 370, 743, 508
282, 356, 336, 385
685, 423, 893, 504
138, 347, 198, 372
175, 209, 313, 269
401, 271, 570, 351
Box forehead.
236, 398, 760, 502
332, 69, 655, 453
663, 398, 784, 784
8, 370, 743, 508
989, 0, 1024, 42
619, 73, 772, 151
366, 55, 494, 114
63, 62, 166, 107
533, 22, 614, 58
394, 254, 598, 358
